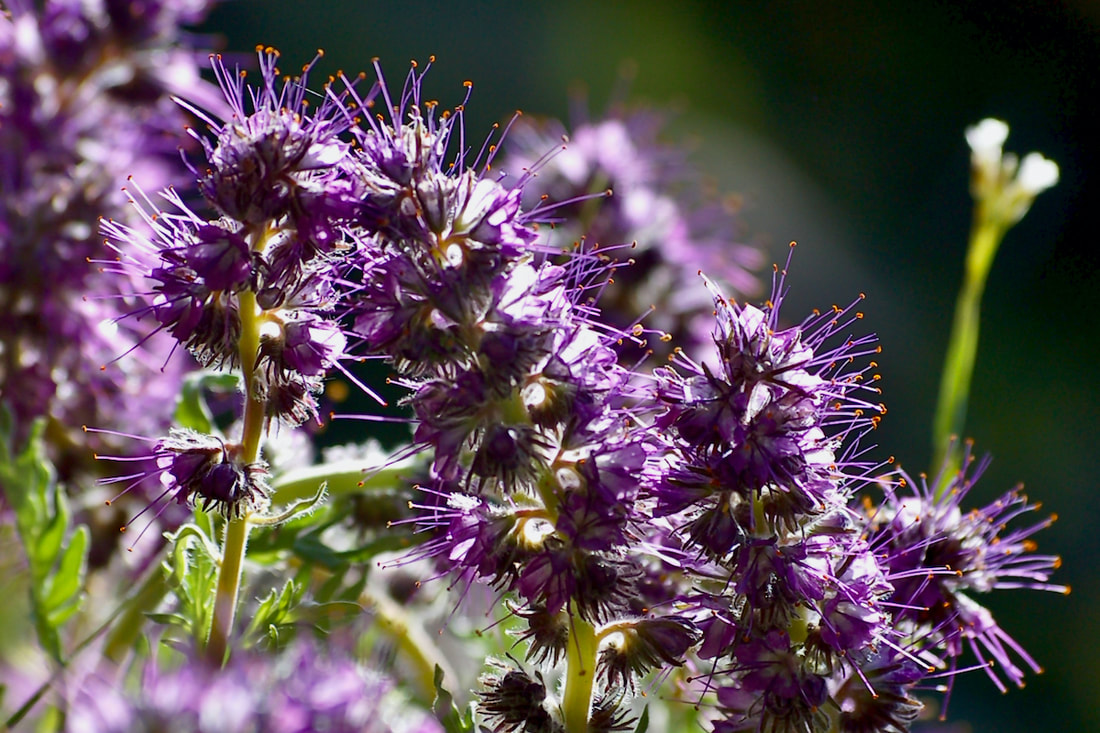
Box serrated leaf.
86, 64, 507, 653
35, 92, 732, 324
0, 412, 89, 665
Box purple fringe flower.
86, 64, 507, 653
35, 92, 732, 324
0, 0, 219, 474
867, 440, 1067, 697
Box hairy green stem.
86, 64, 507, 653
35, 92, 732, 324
562, 611, 598, 733
931, 217, 1006, 498
205, 228, 268, 662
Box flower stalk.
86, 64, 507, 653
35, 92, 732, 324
205, 271, 265, 664
562, 612, 598, 733
932, 119, 1059, 496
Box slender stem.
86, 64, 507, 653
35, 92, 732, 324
366, 589, 459, 705
561, 609, 598, 733
204, 227, 269, 663
931, 215, 1006, 498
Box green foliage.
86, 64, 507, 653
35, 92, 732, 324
0, 410, 89, 664
432, 665, 477, 733
152, 514, 220, 647
242, 574, 360, 650
173, 370, 241, 433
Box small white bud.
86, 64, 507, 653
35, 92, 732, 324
965, 118, 1009, 164
1016, 152, 1060, 195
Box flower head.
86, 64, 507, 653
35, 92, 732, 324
868, 440, 1067, 692
966, 117, 1059, 225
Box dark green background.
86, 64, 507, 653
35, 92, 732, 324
199, 2, 1099, 731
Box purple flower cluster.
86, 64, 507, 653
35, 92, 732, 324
866, 441, 1066, 703
340, 64, 1065, 731
500, 106, 763, 354
83, 41, 1063, 732
98, 47, 361, 517
648, 256, 1064, 731
0, 0, 219, 475
339, 63, 701, 727
66, 640, 443, 733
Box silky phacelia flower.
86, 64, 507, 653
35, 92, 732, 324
96, 428, 269, 523
66, 640, 444, 733
500, 106, 762, 353
655, 260, 884, 538
867, 441, 1067, 693
347, 60, 688, 729
102, 48, 365, 430
649, 252, 902, 732
0, 0, 218, 475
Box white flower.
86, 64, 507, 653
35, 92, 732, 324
965, 118, 1059, 225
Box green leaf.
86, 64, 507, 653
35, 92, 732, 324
633, 706, 650, 733
35, 492, 68, 576
160, 523, 220, 644
432, 665, 475, 733
174, 370, 240, 433
0, 411, 90, 665
42, 526, 88, 611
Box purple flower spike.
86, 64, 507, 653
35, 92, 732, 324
192, 48, 355, 231
869, 440, 1067, 692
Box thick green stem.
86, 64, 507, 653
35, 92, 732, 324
561, 610, 598, 733
931, 216, 1006, 498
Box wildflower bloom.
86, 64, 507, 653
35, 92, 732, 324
93, 427, 269, 534
344, 60, 694, 728
651, 251, 900, 730
866, 441, 1067, 694
966, 118, 1059, 226
101, 48, 360, 428
500, 107, 762, 353
0, 0, 218, 473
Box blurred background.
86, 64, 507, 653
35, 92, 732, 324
198, 2, 1099, 731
